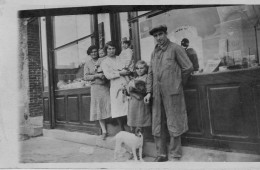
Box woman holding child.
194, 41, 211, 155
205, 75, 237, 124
84, 45, 111, 140
101, 41, 130, 131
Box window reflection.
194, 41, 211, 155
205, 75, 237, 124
138, 5, 260, 74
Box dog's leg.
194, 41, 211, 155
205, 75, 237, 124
114, 140, 121, 160
132, 147, 138, 161
138, 147, 144, 162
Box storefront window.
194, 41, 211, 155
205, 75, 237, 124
53, 14, 93, 90
138, 5, 260, 73
98, 13, 111, 48
40, 17, 48, 92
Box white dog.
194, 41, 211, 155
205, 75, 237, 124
114, 129, 144, 161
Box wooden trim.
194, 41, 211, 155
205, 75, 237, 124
46, 16, 56, 129
109, 13, 122, 55
129, 12, 141, 62
54, 34, 93, 51
127, 10, 168, 23
18, 5, 229, 18
93, 14, 99, 48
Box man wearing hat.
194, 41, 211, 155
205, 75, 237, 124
144, 25, 193, 162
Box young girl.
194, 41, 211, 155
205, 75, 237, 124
127, 60, 151, 134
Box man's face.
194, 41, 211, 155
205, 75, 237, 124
153, 31, 167, 46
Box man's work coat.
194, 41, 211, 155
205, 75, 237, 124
146, 39, 193, 137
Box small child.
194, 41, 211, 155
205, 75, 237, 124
127, 60, 151, 134
118, 37, 134, 71
95, 48, 107, 74
118, 37, 134, 82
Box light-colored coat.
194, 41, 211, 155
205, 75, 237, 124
146, 39, 193, 137
101, 56, 128, 118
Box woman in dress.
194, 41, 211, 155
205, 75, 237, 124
101, 41, 130, 131
84, 45, 111, 140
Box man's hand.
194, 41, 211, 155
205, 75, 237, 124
144, 93, 151, 104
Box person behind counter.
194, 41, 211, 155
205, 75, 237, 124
84, 45, 111, 140
181, 38, 199, 73
101, 41, 130, 131
144, 25, 193, 162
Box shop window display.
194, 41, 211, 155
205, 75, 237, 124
53, 14, 93, 90
138, 5, 260, 74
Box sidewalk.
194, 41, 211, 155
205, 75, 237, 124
19, 129, 260, 163
20, 136, 154, 163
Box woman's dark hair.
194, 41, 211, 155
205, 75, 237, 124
104, 41, 116, 53
87, 45, 98, 55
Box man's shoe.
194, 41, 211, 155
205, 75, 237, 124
154, 156, 168, 162
169, 157, 181, 161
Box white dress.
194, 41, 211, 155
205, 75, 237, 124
118, 48, 134, 71
101, 56, 128, 118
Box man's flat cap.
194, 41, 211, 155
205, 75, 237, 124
149, 25, 167, 35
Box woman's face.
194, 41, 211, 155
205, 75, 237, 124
90, 48, 98, 59
107, 45, 116, 57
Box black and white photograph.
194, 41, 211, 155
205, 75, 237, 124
1, 0, 260, 169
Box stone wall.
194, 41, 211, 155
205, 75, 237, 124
19, 18, 29, 123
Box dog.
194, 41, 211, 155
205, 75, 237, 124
114, 129, 144, 161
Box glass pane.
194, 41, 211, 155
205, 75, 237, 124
54, 14, 93, 90
54, 14, 91, 48
54, 39, 92, 90
138, 5, 260, 73
40, 17, 48, 92
98, 13, 111, 47
120, 12, 130, 39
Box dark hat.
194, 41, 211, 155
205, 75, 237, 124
181, 38, 189, 47
149, 25, 167, 35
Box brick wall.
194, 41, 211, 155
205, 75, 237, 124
27, 18, 43, 117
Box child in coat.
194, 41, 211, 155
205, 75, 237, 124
127, 60, 151, 134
